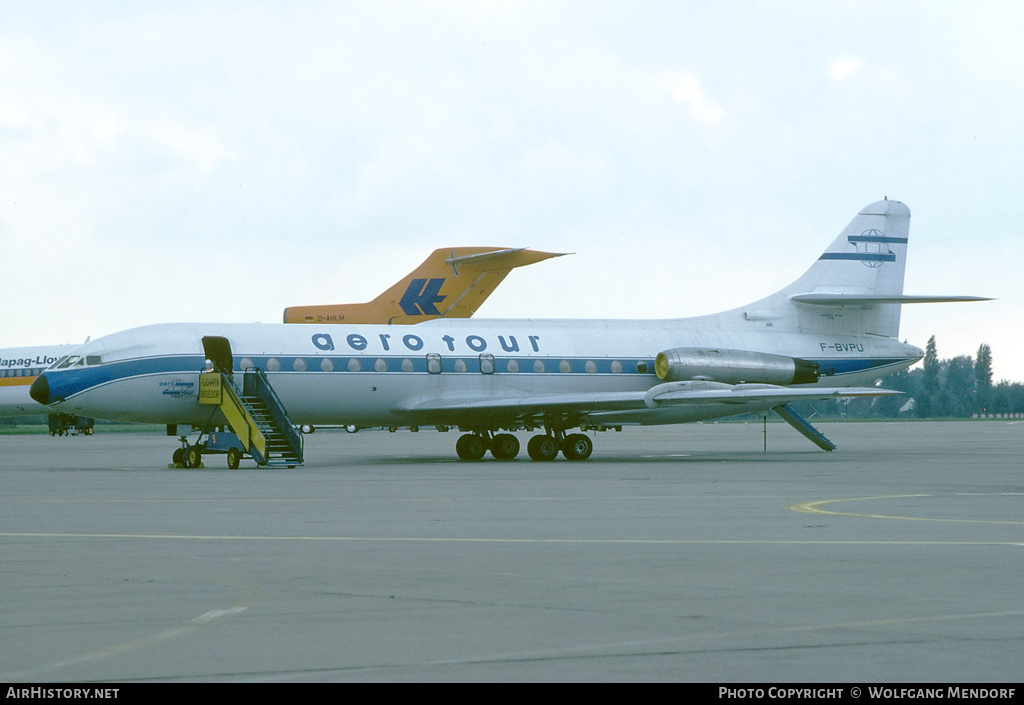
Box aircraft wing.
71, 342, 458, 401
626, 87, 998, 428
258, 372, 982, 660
403, 382, 898, 416
642, 381, 898, 407
403, 391, 648, 413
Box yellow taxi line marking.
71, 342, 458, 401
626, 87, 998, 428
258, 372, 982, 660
787, 493, 1024, 525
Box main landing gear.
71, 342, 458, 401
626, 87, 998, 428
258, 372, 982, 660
454, 430, 593, 462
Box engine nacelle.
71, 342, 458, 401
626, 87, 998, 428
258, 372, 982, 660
654, 347, 819, 386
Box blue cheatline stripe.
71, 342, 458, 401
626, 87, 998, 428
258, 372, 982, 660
46, 354, 906, 400
818, 253, 897, 262
247, 356, 657, 375
846, 235, 907, 244
811, 358, 908, 376
45, 355, 202, 400
47, 354, 659, 399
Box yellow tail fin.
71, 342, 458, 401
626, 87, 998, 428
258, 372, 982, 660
283, 247, 566, 324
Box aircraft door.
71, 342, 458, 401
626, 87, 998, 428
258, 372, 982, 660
426, 353, 442, 374
202, 336, 234, 375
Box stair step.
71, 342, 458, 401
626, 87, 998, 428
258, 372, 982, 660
218, 369, 304, 467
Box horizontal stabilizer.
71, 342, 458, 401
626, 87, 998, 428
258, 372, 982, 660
791, 293, 992, 305
445, 248, 570, 267
772, 403, 836, 451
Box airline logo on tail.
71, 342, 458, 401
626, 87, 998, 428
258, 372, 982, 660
399, 278, 447, 316
819, 228, 905, 266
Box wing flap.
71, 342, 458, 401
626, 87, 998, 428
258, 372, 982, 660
644, 381, 900, 408
402, 382, 898, 416
403, 391, 648, 413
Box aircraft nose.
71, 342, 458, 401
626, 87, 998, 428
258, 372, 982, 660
30, 374, 50, 405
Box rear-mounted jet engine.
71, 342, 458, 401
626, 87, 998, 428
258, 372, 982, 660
654, 348, 819, 385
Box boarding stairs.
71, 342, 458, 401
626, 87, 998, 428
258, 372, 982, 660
199, 368, 304, 468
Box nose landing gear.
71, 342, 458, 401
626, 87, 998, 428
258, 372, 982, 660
171, 437, 205, 468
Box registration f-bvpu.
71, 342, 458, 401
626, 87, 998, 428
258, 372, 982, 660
31, 200, 986, 465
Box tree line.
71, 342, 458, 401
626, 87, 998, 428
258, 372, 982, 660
819, 337, 1024, 419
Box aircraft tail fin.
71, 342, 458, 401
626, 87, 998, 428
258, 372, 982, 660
283, 247, 567, 325
743, 199, 988, 339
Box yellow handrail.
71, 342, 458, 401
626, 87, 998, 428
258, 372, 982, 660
199, 372, 266, 460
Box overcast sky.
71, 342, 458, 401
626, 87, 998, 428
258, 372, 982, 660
2, 1, 1021, 381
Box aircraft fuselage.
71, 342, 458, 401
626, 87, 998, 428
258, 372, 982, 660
33, 317, 922, 429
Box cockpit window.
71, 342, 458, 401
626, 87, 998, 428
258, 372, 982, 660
86, 356, 102, 365
56, 356, 81, 369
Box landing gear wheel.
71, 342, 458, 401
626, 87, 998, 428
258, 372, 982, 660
527, 435, 559, 462
172, 447, 185, 466
455, 434, 487, 461
186, 445, 203, 468
561, 433, 593, 461
490, 433, 520, 460
226, 447, 242, 470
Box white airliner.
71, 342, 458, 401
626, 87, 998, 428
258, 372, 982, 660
1, 344, 75, 416
30, 199, 987, 463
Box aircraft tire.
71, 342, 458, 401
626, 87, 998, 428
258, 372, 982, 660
561, 433, 593, 461
186, 445, 203, 468
172, 447, 185, 466
227, 447, 242, 470
527, 435, 559, 462
456, 434, 487, 461
490, 433, 520, 460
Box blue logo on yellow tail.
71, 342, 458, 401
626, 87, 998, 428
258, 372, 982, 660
399, 278, 446, 316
